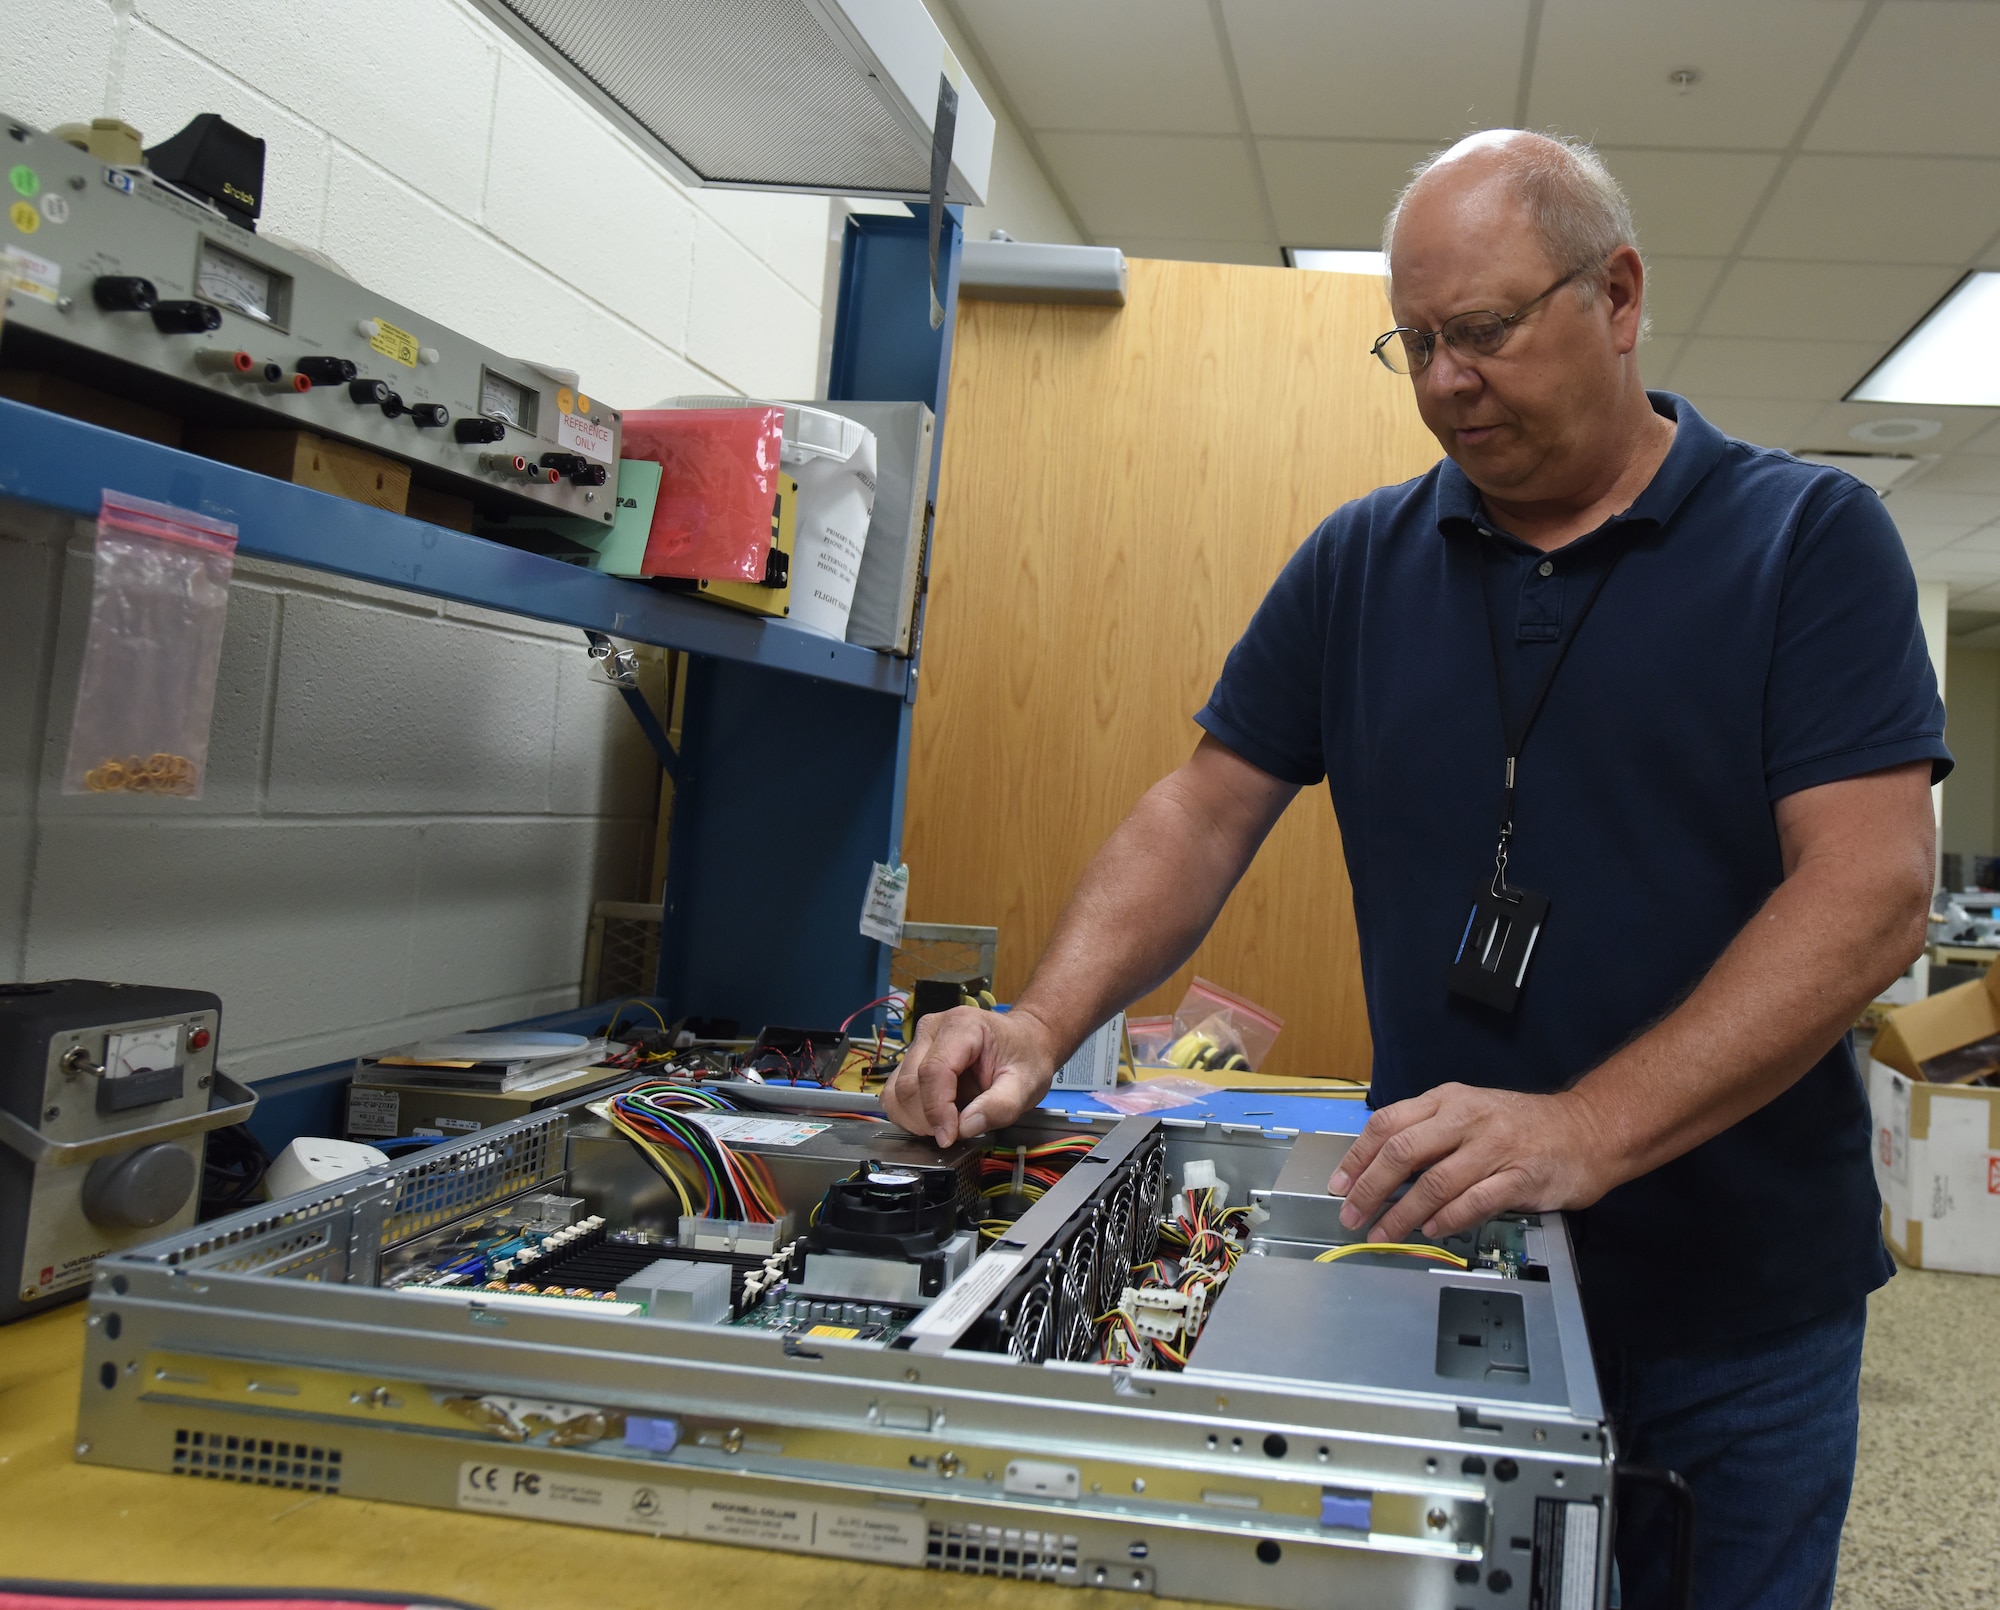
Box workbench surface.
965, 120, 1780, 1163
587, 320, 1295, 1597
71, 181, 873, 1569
0, 1305, 1212, 1609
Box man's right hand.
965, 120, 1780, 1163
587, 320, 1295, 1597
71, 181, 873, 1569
882, 1005, 1060, 1145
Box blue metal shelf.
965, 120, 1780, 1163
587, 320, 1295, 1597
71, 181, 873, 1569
0, 395, 912, 697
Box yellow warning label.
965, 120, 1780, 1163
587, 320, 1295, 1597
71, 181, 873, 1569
8, 201, 39, 235
369, 317, 419, 368
804, 1324, 860, 1339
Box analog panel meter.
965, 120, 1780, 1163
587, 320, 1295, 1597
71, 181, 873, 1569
479, 368, 540, 433
194, 239, 292, 327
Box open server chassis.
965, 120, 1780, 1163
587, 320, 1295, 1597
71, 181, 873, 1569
76, 1084, 1617, 1609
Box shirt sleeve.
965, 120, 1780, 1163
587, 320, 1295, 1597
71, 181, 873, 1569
1194, 521, 1331, 787
1764, 474, 1952, 800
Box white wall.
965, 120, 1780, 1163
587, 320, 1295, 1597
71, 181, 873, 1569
0, 0, 871, 1081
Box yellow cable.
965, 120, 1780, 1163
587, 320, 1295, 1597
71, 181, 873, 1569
1314, 1241, 1468, 1268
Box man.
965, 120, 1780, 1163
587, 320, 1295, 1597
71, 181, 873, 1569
885, 130, 1946, 1607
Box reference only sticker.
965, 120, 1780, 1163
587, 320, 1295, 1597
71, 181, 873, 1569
457, 1460, 687, 1535
690, 1113, 831, 1148
369, 316, 420, 367
559, 410, 615, 462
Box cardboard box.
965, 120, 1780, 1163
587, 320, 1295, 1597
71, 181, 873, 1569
1868, 959, 2000, 1272
1868, 1059, 2000, 1274
188, 426, 409, 513
0, 368, 182, 446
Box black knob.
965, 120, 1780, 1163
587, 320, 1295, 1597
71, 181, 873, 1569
378, 391, 407, 420
568, 462, 608, 486
540, 452, 586, 476
92, 275, 158, 312
454, 417, 506, 445
296, 355, 358, 386
408, 403, 449, 428
348, 378, 391, 406
150, 300, 223, 334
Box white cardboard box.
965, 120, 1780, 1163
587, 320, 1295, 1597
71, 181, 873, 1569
1050, 1012, 1125, 1091
1868, 1056, 2000, 1274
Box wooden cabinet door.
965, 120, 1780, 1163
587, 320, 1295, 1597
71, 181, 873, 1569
909, 258, 1441, 1080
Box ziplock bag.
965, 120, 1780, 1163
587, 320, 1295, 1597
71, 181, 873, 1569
62, 490, 238, 799
620, 406, 784, 582
664, 397, 878, 639
1165, 977, 1284, 1073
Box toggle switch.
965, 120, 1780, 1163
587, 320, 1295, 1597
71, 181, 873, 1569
378, 391, 407, 420
295, 356, 358, 386
455, 417, 507, 445
91, 275, 157, 312
348, 378, 392, 407
407, 403, 448, 428
150, 300, 223, 335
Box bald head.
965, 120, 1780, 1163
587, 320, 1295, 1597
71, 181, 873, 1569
1384, 131, 1641, 311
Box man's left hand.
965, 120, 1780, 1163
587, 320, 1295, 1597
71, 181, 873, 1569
1326, 1083, 1614, 1241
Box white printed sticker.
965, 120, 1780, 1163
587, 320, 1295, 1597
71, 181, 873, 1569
690, 1489, 925, 1565
436, 1116, 481, 1132
2, 244, 59, 302
901, 1250, 1025, 1340
457, 1460, 687, 1534
859, 860, 909, 946
559, 411, 615, 462
690, 1114, 832, 1148
346, 1088, 399, 1138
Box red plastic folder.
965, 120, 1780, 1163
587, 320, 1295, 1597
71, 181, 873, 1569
620, 406, 784, 582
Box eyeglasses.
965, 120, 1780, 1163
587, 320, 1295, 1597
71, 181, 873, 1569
1370, 264, 1596, 375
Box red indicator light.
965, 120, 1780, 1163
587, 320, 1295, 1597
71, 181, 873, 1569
188, 1026, 211, 1051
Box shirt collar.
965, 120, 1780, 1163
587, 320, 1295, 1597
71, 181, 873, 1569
1435, 391, 1726, 543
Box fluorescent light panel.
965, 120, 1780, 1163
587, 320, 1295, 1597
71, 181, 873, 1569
1849, 272, 2000, 407
1287, 249, 1387, 276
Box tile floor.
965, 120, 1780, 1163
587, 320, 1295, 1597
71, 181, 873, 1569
1834, 1262, 2000, 1607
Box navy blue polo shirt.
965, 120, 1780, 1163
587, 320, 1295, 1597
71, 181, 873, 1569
1197, 393, 1949, 1352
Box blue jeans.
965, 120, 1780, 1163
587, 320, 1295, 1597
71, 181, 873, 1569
1600, 1297, 1867, 1610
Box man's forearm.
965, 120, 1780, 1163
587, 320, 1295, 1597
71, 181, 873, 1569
1567, 845, 1931, 1188
1009, 745, 1295, 1064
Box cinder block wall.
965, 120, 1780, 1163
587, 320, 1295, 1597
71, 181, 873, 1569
0, 0, 838, 1081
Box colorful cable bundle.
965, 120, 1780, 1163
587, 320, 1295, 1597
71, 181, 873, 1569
976, 1137, 1096, 1242
600, 1082, 783, 1223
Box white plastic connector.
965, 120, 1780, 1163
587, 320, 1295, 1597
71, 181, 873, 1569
1182, 1158, 1218, 1193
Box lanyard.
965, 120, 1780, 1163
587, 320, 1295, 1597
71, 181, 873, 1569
1479, 539, 1628, 898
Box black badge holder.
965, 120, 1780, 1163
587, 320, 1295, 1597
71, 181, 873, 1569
1447, 541, 1628, 1014
1447, 771, 1550, 1013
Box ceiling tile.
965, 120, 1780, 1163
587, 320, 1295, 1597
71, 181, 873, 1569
1894, 522, 1983, 558
1808, 1, 2000, 157
1691, 397, 1821, 449
1743, 155, 2000, 267
1597, 149, 1781, 258
1529, 0, 1863, 149
1260, 139, 1435, 246
1910, 457, 2000, 496
1939, 525, 2000, 555
1222, 0, 1528, 140
1881, 490, 2000, 534
1671, 337, 1883, 401
1699, 261, 1957, 342
1644, 257, 1726, 338
951, 0, 1238, 134
1639, 336, 1685, 389
1802, 403, 2000, 455
1037, 133, 1268, 238
1958, 422, 2000, 457
1113, 238, 1287, 267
